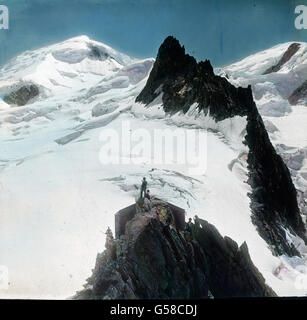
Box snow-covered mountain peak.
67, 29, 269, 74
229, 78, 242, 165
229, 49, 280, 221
0, 35, 134, 75
0, 36, 144, 100
48, 35, 134, 66
221, 42, 307, 77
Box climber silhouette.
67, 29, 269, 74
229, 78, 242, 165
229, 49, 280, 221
140, 177, 147, 198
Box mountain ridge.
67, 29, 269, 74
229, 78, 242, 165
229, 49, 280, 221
136, 36, 306, 256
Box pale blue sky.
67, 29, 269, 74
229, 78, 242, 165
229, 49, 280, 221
0, 0, 305, 67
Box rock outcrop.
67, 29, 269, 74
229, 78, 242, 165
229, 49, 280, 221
88, 44, 110, 61
263, 43, 301, 75
288, 80, 307, 105
75, 210, 275, 299
136, 36, 248, 121
193, 218, 276, 297
4, 84, 39, 106
136, 36, 306, 256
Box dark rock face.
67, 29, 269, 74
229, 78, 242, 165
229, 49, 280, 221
75, 214, 275, 299
193, 219, 276, 297
77, 215, 209, 299
288, 80, 307, 105
136, 36, 306, 256
245, 97, 306, 256
4, 84, 39, 106
263, 43, 301, 75
88, 44, 110, 61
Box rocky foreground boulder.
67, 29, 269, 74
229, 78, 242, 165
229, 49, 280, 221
75, 209, 276, 299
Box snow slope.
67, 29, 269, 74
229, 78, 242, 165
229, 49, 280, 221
0, 37, 306, 299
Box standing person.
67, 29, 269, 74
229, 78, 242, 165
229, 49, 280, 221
184, 218, 193, 241
185, 218, 193, 233
140, 177, 147, 198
